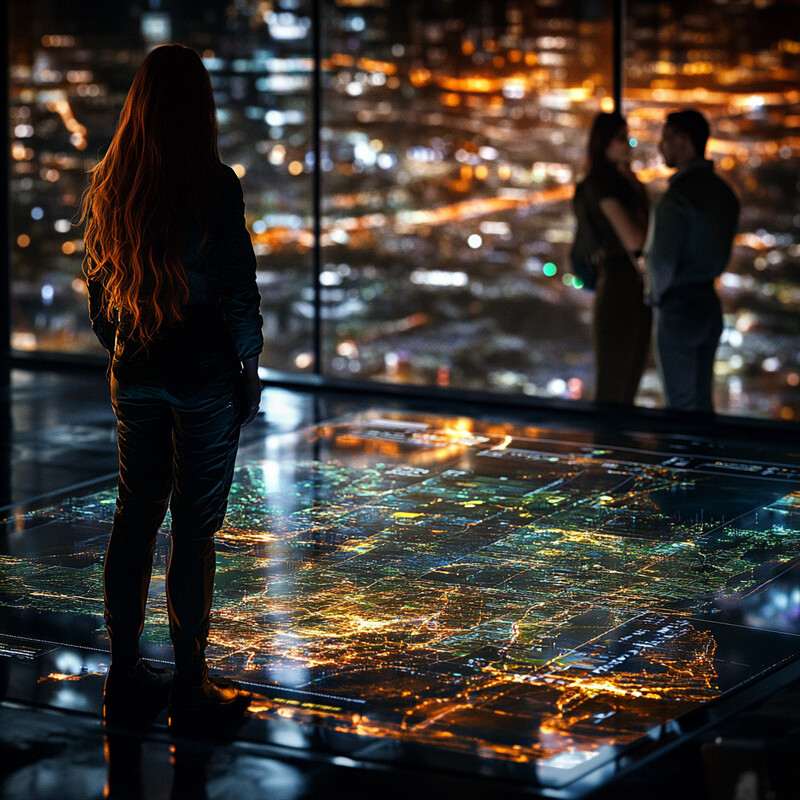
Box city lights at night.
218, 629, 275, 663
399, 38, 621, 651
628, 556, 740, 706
3, 411, 800, 786
5, 4, 800, 797
8, 0, 800, 418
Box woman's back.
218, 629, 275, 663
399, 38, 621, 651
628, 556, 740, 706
82, 44, 222, 351
95, 161, 262, 398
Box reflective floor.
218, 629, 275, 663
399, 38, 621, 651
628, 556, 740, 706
3, 369, 800, 799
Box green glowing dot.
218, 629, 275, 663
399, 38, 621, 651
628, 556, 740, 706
543, 262, 557, 277
562, 273, 573, 286
572, 275, 584, 289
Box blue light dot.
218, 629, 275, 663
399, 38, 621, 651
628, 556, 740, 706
31, 206, 44, 220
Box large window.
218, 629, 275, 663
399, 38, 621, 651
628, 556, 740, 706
320, 0, 614, 398
624, 0, 800, 420
8, 0, 314, 372
7, 0, 800, 421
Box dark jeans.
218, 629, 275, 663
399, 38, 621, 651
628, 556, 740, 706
655, 282, 722, 412
104, 365, 240, 677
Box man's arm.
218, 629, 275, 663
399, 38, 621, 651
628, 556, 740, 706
644, 191, 689, 305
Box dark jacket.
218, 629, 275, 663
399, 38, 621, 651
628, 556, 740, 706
88, 164, 263, 396
645, 159, 740, 306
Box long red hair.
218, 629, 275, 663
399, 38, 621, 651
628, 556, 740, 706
82, 44, 220, 347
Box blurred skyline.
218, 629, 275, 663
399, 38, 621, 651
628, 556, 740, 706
7, 0, 800, 420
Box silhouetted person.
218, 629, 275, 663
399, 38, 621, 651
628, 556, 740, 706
576, 111, 651, 404
81, 44, 262, 724
645, 109, 740, 412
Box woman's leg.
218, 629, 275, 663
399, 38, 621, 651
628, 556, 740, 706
166, 373, 240, 684
105, 381, 173, 672
594, 281, 632, 404
595, 269, 651, 405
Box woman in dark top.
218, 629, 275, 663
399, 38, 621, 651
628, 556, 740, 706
581, 111, 651, 404
81, 44, 263, 723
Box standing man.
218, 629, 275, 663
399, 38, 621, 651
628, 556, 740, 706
645, 110, 740, 412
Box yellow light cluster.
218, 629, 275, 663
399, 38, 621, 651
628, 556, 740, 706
46, 98, 87, 151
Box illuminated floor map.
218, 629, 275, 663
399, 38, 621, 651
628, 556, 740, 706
3, 411, 800, 793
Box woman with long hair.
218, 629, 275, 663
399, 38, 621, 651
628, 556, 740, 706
577, 111, 651, 404
82, 44, 262, 722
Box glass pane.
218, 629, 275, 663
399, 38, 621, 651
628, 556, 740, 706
624, 0, 800, 421
9, 1, 313, 372
321, 0, 614, 400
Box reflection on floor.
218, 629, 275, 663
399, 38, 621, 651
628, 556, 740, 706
3, 398, 800, 797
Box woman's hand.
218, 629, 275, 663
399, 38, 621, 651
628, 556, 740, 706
239, 355, 262, 426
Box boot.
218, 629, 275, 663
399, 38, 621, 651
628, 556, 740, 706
104, 659, 174, 724
169, 658, 251, 733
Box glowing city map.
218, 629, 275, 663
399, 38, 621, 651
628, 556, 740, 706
2, 411, 800, 790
